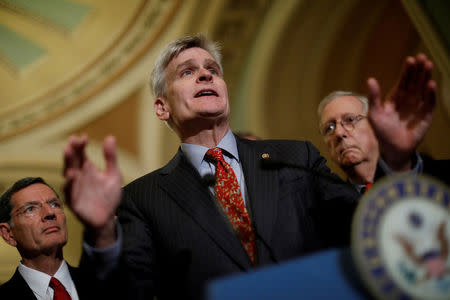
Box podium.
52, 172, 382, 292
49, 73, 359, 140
206, 248, 369, 300
207, 175, 450, 299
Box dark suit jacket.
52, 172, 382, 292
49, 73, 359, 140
374, 154, 450, 187
118, 137, 359, 299
0, 262, 128, 299
422, 155, 450, 186
0, 265, 91, 299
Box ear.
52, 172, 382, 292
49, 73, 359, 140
0, 222, 17, 247
154, 97, 170, 121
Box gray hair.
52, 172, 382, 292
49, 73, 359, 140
150, 34, 223, 98
317, 91, 369, 120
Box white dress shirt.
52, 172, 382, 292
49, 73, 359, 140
18, 260, 79, 300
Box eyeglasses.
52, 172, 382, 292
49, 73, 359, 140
12, 198, 64, 218
320, 113, 366, 136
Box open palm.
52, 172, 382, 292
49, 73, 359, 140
367, 54, 436, 170
63, 135, 122, 232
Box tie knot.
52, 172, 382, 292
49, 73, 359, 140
206, 147, 224, 162
50, 277, 62, 289
49, 276, 71, 300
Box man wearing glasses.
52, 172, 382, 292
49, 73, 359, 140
317, 54, 448, 193
318, 91, 380, 193
0, 177, 126, 299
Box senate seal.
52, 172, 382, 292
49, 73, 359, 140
352, 174, 450, 300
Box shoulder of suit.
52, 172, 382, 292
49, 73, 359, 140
258, 139, 317, 155
123, 149, 185, 192
237, 138, 320, 166
123, 167, 168, 192
237, 137, 311, 148
421, 154, 450, 186
0, 268, 27, 293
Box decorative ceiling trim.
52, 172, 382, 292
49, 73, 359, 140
1, 0, 91, 33
0, 0, 182, 141
0, 23, 47, 70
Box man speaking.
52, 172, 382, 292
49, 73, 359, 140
63, 35, 436, 299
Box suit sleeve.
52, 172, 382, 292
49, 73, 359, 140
116, 189, 156, 299
303, 141, 359, 247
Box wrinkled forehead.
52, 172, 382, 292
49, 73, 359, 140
11, 183, 58, 208
321, 96, 364, 123
166, 47, 216, 72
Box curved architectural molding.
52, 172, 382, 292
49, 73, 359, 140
0, 0, 182, 141
401, 0, 450, 116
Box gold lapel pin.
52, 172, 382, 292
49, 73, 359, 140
261, 153, 270, 159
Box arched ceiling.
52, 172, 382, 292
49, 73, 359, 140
0, 0, 182, 140
0, 0, 448, 182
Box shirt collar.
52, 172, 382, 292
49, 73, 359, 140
347, 178, 366, 194
18, 261, 51, 298
181, 129, 239, 170
53, 260, 73, 294
378, 151, 423, 175
18, 260, 69, 298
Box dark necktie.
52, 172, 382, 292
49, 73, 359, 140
206, 147, 257, 264
49, 277, 72, 300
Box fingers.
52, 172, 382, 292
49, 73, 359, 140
397, 54, 431, 90
72, 135, 88, 167
397, 56, 416, 92
367, 77, 381, 110
418, 80, 436, 118
414, 54, 434, 102
398, 53, 433, 93
412, 54, 435, 118
63, 135, 88, 175
414, 54, 428, 93
388, 53, 435, 110
63, 133, 121, 188
103, 135, 120, 176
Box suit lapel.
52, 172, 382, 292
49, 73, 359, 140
68, 265, 86, 299
237, 139, 279, 260
158, 149, 252, 269
3, 268, 38, 299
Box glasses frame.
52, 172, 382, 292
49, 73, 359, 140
12, 198, 64, 218
321, 113, 366, 137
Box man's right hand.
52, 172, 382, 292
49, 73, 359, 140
63, 135, 123, 248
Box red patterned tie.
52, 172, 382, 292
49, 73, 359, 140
49, 277, 72, 300
206, 148, 257, 264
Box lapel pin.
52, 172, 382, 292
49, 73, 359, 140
261, 153, 270, 159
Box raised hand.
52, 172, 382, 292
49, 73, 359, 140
367, 53, 436, 171
63, 135, 122, 248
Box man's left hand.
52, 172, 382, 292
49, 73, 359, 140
367, 53, 436, 171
